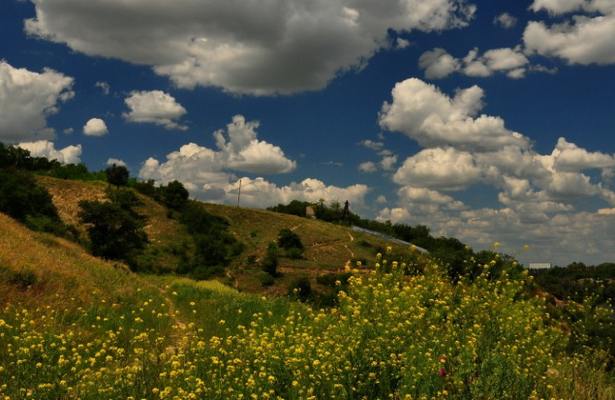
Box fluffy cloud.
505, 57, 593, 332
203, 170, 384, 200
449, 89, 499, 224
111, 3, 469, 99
551, 137, 615, 171
123, 90, 187, 130
380, 78, 529, 151
380, 77, 615, 264
83, 118, 108, 136
222, 177, 369, 209
493, 12, 518, 29
393, 147, 482, 189
213, 115, 296, 174
418, 47, 537, 79
524, 0, 615, 65
0, 61, 74, 143
139, 114, 295, 192
18, 140, 81, 164
106, 158, 126, 167
418, 48, 460, 79
138, 114, 367, 208
358, 161, 378, 173
25, 0, 476, 95
358, 139, 398, 173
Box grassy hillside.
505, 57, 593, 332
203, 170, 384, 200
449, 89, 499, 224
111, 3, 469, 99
38, 176, 194, 273
0, 182, 613, 398
0, 212, 136, 307
36, 176, 423, 295
202, 202, 423, 292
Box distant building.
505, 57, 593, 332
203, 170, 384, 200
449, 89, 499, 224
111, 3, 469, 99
528, 263, 552, 270
305, 206, 316, 219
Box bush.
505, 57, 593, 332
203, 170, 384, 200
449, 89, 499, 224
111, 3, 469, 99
277, 228, 303, 251
176, 202, 244, 277
259, 272, 275, 287
288, 276, 312, 302
161, 180, 189, 210
0, 169, 71, 236
132, 180, 161, 200
261, 243, 279, 277
105, 164, 129, 187
79, 200, 148, 264
285, 247, 304, 260
316, 272, 352, 287
7, 269, 38, 290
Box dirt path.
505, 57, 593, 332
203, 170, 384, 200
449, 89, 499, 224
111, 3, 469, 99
138, 276, 187, 350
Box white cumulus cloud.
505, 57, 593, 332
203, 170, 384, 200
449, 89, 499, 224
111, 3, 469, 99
380, 77, 615, 265
0, 61, 74, 143
379, 78, 529, 151
83, 118, 108, 137
123, 90, 188, 130
25, 0, 476, 95
524, 0, 615, 65
418, 47, 541, 79
18, 140, 81, 164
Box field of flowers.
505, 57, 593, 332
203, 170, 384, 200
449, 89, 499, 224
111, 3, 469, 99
1, 252, 614, 399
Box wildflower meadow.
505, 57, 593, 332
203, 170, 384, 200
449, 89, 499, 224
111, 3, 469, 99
0, 251, 613, 399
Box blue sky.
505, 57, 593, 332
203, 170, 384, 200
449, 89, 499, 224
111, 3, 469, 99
1, 0, 615, 265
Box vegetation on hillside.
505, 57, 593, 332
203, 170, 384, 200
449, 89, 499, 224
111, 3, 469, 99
79, 188, 148, 266
1, 251, 613, 399
1, 140, 614, 398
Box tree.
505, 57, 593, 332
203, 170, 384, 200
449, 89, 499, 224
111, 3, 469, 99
277, 228, 304, 251
162, 180, 189, 210
106, 164, 129, 187
262, 242, 279, 277
79, 200, 147, 264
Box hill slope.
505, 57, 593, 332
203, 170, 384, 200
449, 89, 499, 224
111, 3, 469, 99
0, 212, 136, 307
36, 176, 423, 294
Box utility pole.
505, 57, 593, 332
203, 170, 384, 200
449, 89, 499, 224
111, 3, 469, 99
237, 179, 242, 207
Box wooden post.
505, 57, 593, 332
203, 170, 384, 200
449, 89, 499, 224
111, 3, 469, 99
237, 179, 242, 207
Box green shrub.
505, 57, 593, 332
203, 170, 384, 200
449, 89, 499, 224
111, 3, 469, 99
105, 164, 129, 187
277, 228, 303, 251
261, 243, 279, 277
79, 200, 148, 265
259, 272, 275, 287
0, 169, 71, 237
161, 180, 189, 210
7, 269, 38, 289
288, 276, 312, 302
316, 272, 352, 287
284, 247, 304, 260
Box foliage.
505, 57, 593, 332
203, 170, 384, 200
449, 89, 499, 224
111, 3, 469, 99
0, 142, 105, 181
532, 262, 615, 305
0, 266, 38, 290
105, 164, 129, 187
268, 200, 525, 282
162, 180, 190, 210
261, 242, 279, 277
177, 202, 243, 278
44, 163, 107, 181
0, 169, 71, 236
288, 276, 312, 302
78, 198, 148, 265
3, 254, 613, 399
277, 228, 304, 259
277, 228, 303, 251
131, 179, 189, 211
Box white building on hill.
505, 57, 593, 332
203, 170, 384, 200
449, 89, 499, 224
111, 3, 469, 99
528, 263, 552, 270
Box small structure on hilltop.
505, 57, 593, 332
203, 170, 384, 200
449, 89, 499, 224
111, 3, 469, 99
305, 206, 316, 219
528, 263, 552, 270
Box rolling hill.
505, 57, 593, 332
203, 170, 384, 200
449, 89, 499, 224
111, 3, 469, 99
33, 176, 423, 295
